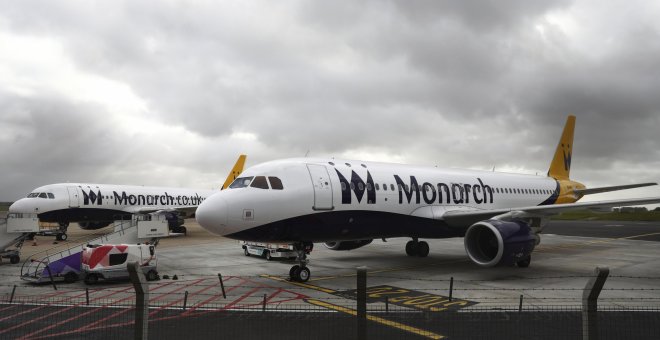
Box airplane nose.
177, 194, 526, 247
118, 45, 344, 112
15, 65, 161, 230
8, 199, 35, 214
196, 195, 228, 235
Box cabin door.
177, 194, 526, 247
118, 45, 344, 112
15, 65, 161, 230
67, 186, 80, 208
306, 164, 334, 211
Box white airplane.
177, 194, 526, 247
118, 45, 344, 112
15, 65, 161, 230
196, 116, 660, 282
8, 155, 246, 240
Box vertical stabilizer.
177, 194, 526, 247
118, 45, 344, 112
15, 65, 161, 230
548, 115, 575, 180
221, 155, 247, 189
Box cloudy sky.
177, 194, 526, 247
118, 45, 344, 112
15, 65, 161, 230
1, 0, 659, 202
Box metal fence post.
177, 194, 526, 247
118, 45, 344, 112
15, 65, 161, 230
128, 261, 149, 340
582, 266, 609, 340
86, 288, 90, 306
357, 266, 367, 340
183, 291, 188, 311
449, 277, 454, 301
218, 273, 226, 299
10, 285, 16, 303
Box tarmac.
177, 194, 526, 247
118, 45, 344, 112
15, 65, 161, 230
1, 215, 659, 339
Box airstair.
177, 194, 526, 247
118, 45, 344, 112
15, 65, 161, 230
0, 213, 40, 264
20, 215, 169, 283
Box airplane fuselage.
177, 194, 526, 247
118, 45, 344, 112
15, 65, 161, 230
9, 183, 216, 226
196, 158, 583, 243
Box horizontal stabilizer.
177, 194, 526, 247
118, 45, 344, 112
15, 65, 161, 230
574, 183, 657, 196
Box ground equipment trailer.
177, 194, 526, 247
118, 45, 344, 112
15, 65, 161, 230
241, 241, 312, 261
82, 243, 158, 284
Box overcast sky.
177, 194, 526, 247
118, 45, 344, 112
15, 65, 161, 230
1, 0, 659, 202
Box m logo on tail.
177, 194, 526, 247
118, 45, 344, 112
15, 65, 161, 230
562, 144, 572, 171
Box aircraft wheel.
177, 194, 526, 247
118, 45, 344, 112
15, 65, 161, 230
405, 241, 418, 256
10, 255, 20, 264
517, 256, 531, 268
295, 267, 310, 282
417, 241, 429, 257
289, 265, 300, 280
244, 248, 250, 256
84, 274, 99, 285
64, 272, 78, 283
56, 233, 68, 241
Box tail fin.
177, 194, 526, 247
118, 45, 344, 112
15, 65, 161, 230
548, 115, 576, 180
221, 154, 247, 189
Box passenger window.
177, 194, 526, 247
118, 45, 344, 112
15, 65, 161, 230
109, 253, 128, 266
250, 176, 269, 189
229, 177, 254, 189
390, 184, 395, 191
341, 182, 347, 191
47, 193, 55, 199
375, 183, 380, 191
350, 183, 355, 190
382, 184, 387, 191
268, 177, 283, 190
38, 193, 48, 199
367, 183, 373, 191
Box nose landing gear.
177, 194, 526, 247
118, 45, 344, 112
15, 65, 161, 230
289, 242, 313, 282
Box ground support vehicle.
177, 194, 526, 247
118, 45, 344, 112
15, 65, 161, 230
81, 244, 158, 284
240, 241, 302, 261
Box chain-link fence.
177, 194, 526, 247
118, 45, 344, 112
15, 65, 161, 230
1, 269, 659, 339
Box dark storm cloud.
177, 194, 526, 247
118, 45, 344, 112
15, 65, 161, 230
0, 0, 659, 200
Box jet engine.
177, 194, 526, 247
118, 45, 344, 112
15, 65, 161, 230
78, 221, 112, 230
323, 239, 373, 251
464, 220, 536, 267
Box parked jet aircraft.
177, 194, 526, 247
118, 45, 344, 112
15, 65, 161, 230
196, 117, 659, 282
9, 155, 246, 240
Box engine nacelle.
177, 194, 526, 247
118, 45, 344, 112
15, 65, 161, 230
78, 221, 112, 230
324, 239, 373, 251
464, 220, 536, 267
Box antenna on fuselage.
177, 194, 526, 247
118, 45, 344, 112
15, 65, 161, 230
304, 150, 310, 157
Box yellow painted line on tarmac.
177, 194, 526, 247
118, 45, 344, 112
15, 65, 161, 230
261, 274, 337, 294
311, 259, 468, 282
307, 298, 445, 340
620, 231, 660, 240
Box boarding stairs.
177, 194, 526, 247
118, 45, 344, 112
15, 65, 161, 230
0, 214, 41, 264
20, 215, 169, 283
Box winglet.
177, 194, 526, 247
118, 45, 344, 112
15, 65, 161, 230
548, 115, 576, 180
221, 155, 247, 189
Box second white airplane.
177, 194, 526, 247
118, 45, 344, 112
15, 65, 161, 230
196, 116, 659, 282
9, 155, 246, 240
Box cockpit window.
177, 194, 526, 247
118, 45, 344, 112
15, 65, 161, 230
229, 176, 254, 189
268, 177, 283, 190
27, 193, 39, 198
38, 193, 48, 199
250, 176, 269, 189
47, 193, 55, 199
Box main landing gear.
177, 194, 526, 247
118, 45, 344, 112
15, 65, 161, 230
405, 238, 429, 257
289, 242, 313, 282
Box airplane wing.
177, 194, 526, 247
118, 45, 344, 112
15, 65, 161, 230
130, 206, 198, 216
574, 183, 656, 196
440, 197, 660, 228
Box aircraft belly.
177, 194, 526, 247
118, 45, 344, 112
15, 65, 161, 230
223, 210, 463, 243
